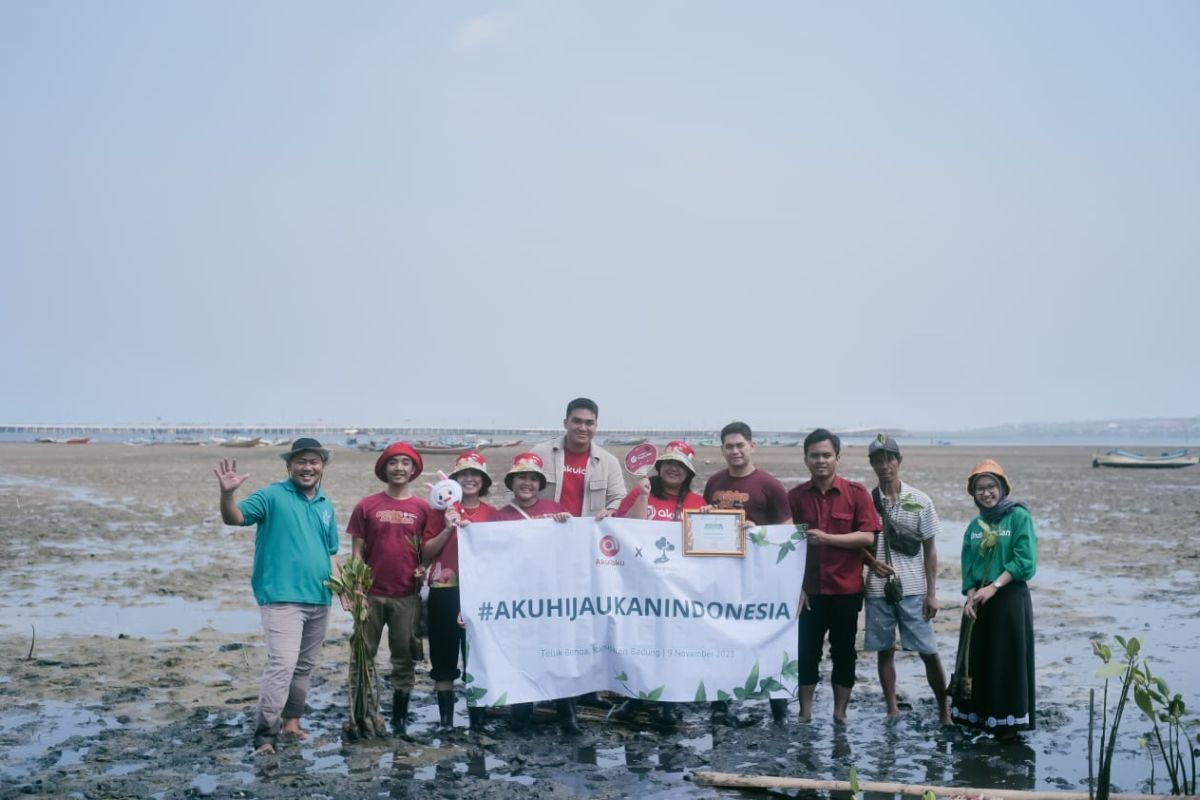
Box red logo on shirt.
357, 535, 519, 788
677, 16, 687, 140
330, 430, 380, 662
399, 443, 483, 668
599, 535, 620, 558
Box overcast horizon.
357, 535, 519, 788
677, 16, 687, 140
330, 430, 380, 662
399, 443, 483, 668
4, 3, 1197, 432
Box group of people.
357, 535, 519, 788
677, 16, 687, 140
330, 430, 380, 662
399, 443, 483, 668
215, 397, 1037, 754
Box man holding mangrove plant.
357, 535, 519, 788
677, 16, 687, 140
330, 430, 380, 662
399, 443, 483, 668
215, 437, 342, 755
346, 441, 439, 736
861, 434, 952, 724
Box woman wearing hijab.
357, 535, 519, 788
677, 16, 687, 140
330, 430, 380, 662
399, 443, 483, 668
950, 459, 1037, 739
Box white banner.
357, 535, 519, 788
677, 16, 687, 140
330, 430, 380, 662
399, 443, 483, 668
458, 517, 806, 706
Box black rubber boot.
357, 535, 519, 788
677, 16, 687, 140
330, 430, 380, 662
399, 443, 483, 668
392, 691, 411, 737
710, 699, 732, 727
437, 690, 455, 730
655, 702, 679, 728
468, 706, 488, 733
510, 702, 532, 732
557, 698, 582, 736
770, 698, 789, 725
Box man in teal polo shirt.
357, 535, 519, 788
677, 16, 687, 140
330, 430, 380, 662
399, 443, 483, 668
216, 437, 342, 755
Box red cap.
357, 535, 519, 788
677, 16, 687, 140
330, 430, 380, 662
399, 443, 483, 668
374, 442, 424, 482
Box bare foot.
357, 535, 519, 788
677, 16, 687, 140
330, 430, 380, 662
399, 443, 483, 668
798, 712, 812, 723
832, 713, 848, 726
254, 742, 276, 756
885, 708, 901, 719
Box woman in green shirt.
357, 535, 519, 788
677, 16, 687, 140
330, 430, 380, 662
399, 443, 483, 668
950, 459, 1036, 739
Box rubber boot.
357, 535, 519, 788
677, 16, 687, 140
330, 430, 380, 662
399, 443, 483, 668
436, 690, 455, 730
392, 690, 411, 737
769, 698, 789, 725
557, 698, 582, 736
510, 702, 532, 732
655, 702, 679, 728
468, 706, 488, 733
710, 699, 732, 727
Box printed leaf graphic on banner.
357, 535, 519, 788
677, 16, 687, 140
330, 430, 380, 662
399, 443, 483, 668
695, 681, 707, 703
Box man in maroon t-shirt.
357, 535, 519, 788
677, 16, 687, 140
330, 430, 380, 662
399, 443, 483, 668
787, 428, 880, 726
347, 441, 439, 736
702, 420, 793, 725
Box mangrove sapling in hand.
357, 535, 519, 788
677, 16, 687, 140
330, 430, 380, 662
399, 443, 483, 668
325, 559, 387, 741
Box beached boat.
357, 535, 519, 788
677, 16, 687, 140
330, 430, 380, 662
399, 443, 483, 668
605, 437, 648, 446
413, 441, 475, 455
480, 439, 523, 449
218, 437, 263, 448
65, 437, 92, 445
1092, 449, 1198, 469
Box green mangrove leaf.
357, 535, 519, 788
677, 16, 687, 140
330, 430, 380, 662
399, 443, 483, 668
760, 677, 785, 693
1096, 661, 1126, 679
1135, 686, 1154, 718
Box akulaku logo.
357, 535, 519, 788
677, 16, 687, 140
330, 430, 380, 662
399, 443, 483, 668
599, 535, 620, 558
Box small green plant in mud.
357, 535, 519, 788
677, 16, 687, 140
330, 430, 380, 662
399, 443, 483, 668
1131, 660, 1198, 794
1089, 634, 1199, 799
325, 559, 388, 741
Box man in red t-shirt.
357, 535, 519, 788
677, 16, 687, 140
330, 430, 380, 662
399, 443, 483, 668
787, 428, 880, 726
346, 442, 440, 736
530, 397, 625, 518
701, 421, 793, 725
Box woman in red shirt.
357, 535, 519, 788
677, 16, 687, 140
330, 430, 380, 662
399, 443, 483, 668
614, 441, 703, 726
617, 440, 705, 522
422, 451, 496, 732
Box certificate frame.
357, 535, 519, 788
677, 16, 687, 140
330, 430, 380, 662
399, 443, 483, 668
682, 509, 746, 557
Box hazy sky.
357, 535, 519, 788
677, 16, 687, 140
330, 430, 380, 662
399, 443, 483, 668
3, 2, 1197, 431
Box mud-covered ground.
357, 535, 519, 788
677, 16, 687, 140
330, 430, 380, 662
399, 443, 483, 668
2, 443, 1198, 799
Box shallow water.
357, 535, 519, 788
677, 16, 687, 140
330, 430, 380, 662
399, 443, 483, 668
1, 444, 1197, 798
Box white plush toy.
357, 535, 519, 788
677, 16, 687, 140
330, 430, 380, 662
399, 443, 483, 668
426, 470, 465, 517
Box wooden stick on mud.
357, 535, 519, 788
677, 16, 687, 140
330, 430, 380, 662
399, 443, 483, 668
691, 770, 1200, 800
27, 624, 35, 660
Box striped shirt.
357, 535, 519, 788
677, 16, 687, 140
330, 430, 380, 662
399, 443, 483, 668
864, 482, 940, 598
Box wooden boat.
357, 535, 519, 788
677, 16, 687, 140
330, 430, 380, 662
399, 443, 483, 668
413, 441, 475, 455
1092, 449, 1198, 469
219, 437, 263, 448
65, 437, 92, 445
480, 439, 522, 449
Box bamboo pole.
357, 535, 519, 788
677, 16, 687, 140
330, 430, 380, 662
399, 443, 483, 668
691, 771, 1200, 800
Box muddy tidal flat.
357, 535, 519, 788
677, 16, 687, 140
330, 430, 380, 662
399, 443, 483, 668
2, 442, 1198, 799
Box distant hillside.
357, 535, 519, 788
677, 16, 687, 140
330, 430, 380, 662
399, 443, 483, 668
910, 417, 1200, 441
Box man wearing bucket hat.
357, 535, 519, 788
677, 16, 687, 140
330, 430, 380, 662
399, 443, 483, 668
492, 452, 580, 734
215, 438, 342, 755
346, 441, 440, 736
421, 450, 497, 732
861, 434, 952, 724
531, 397, 626, 519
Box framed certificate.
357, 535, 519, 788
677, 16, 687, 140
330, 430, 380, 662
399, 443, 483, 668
682, 509, 746, 557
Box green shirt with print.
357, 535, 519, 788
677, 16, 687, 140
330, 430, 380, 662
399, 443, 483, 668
960, 505, 1036, 594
